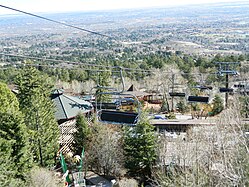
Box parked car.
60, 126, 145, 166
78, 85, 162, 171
154, 115, 167, 120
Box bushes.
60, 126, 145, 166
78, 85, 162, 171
27, 167, 62, 187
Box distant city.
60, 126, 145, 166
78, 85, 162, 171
0, 1, 248, 61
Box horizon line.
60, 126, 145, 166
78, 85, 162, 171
0, 0, 248, 16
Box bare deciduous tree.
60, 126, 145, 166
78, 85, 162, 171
153, 98, 249, 186
89, 124, 124, 177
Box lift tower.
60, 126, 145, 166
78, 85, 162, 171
216, 62, 240, 108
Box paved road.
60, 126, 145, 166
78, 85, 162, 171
86, 171, 112, 187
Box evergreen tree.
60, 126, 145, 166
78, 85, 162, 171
240, 96, 249, 118
15, 67, 59, 167
95, 71, 111, 103
124, 116, 157, 181
0, 82, 19, 113
211, 94, 224, 116
160, 95, 170, 113
0, 138, 23, 186
0, 82, 30, 184
212, 53, 224, 63
72, 114, 91, 155
176, 99, 189, 114
238, 54, 246, 62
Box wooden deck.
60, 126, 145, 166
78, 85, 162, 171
150, 118, 249, 132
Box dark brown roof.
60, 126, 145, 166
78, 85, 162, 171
123, 85, 148, 97
127, 84, 138, 91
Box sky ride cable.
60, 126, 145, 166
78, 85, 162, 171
0, 52, 219, 76
0, 4, 114, 40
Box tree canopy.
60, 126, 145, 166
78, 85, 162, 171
15, 67, 59, 167
0, 82, 30, 184
124, 116, 157, 181
72, 114, 91, 155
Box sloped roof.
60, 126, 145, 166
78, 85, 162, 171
51, 89, 92, 121
127, 84, 138, 91
123, 84, 148, 97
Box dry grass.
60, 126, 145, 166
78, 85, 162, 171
27, 167, 63, 187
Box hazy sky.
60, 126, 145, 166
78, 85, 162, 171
0, 0, 248, 15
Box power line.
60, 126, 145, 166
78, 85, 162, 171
0, 53, 154, 73
0, 5, 163, 69
0, 4, 154, 49
0, 53, 224, 76
0, 62, 120, 73
0, 53, 114, 69
0, 4, 114, 40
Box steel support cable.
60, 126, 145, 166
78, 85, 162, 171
0, 4, 114, 39
0, 5, 156, 51
0, 53, 162, 73
0, 5, 214, 75
0, 62, 120, 73
1, 54, 218, 76
0, 53, 115, 69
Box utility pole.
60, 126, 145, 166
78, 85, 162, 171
216, 62, 240, 108
225, 73, 229, 108
170, 73, 175, 112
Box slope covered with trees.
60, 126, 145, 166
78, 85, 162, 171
15, 66, 59, 167
0, 82, 30, 185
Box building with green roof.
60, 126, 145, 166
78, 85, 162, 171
51, 89, 93, 124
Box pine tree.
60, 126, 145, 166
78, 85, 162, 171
72, 114, 91, 155
240, 96, 249, 118
124, 116, 157, 181
0, 138, 22, 186
15, 67, 59, 167
95, 71, 111, 103
0, 82, 19, 113
176, 99, 189, 114
211, 94, 224, 116
160, 95, 170, 113
0, 82, 30, 184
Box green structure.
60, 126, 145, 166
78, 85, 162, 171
51, 89, 93, 124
